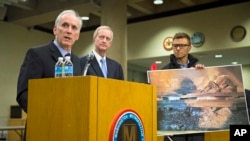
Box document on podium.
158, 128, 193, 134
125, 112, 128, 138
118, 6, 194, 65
147, 64, 249, 135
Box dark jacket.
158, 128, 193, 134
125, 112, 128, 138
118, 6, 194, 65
245, 89, 250, 118
80, 54, 124, 80
162, 54, 199, 69
163, 53, 204, 141
17, 41, 83, 113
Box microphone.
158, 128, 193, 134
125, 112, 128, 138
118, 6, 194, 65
83, 52, 94, 76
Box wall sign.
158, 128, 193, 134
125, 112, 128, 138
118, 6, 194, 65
230, 25, 246, 42
163, 36, 173, 51
191, 32, 205, 47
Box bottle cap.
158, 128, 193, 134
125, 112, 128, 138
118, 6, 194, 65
65, 56, 71, 60
58, 57, 63, 61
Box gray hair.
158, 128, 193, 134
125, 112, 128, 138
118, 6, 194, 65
55, 9, 83, 30
93, 25, 113, 41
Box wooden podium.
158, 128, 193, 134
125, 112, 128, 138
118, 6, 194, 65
27, 76, 157, 141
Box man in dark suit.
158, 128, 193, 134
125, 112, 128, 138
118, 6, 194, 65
80, 25, 124, 80
16, 9, 83, 141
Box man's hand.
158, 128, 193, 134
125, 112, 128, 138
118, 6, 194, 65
195, 64, 205, 69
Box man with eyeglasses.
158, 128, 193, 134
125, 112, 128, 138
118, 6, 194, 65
163, 32, 204, 69
162, 32, 205, 141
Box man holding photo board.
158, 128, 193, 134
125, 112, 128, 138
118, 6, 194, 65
162, 32, 204, 141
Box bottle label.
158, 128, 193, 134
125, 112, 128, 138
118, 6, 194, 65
64, 66, 73, 77
55, 66, 63, 77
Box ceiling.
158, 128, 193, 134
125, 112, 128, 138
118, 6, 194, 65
1, 0, 248, 33
1, 0, 249, 72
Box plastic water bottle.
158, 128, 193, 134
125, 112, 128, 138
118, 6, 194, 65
64, 56, 73, 77
55, 57, 64, 78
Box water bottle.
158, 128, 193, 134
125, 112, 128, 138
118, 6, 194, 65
64, 56, 73, 77
55, 57, 64, 78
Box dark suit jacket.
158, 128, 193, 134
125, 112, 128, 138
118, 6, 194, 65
80, 54, 124, 80
17, 41, 83, 113
245, 89, 250, 118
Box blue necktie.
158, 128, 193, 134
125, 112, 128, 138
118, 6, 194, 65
100, 58, 107, 78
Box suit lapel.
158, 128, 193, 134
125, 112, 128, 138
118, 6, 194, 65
91, 57, 104, 77
49, 42, 62, 62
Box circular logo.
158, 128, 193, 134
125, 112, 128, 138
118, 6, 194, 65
109, 109, 145, 141
163, 36, 173, 51
191, 32, 205, 47
230, 25, 246, 42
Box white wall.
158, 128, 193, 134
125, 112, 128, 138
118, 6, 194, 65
0, 22, 52, 126
0, 2, 249, 126
127, 2, 250, 60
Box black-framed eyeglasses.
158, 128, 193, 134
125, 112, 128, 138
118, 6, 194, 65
172, 44, 190, 48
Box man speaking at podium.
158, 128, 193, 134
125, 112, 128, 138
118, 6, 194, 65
16, 9, 83, 141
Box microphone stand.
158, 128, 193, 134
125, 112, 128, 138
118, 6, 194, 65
83, 53, 94, 76
83, 63, 91, 76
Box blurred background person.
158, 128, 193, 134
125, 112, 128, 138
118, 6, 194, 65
81, 25, 124, 80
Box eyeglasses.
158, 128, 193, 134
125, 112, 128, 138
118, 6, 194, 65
172, 44, 190, 48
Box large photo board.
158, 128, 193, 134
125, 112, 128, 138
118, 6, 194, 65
147, 65, 249, 135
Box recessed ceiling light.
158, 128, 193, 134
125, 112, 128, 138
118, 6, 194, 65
153, 0, 164, 5
81, 16, 89, 20
215, 54, 223, 58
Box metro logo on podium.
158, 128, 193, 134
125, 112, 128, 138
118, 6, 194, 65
109, 109, 145, 141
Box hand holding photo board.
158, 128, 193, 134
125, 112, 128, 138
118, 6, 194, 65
147, 65, 249, 135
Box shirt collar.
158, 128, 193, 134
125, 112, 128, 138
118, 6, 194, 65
92, 50, 106, 67
177, 60, 189, 69
53, 40, 71, 57
92, 50, 106, 61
